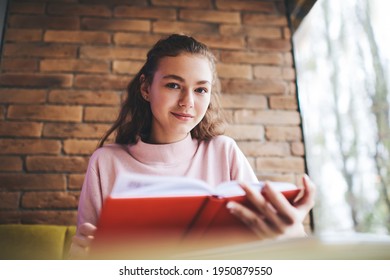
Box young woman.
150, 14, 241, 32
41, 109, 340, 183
70, 34, 315, 257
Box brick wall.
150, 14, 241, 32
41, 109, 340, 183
0, 0, 306, 226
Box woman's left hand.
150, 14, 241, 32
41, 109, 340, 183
227, 174, 316, 240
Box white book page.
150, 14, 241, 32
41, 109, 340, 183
110, 173, 213, 198
110, 173, 298, 199
214, 181, 298, 197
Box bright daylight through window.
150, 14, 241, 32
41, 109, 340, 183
294, 0, 390, 234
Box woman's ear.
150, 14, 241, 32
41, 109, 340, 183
140, 74, 150, 102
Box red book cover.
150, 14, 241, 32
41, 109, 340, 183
91, 173, 301, 257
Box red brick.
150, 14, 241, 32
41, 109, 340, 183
265, 126, 302, 141
21, 211, 77, 225
216, 63, 252, 79
179, 10, 240, 24
68, 174, 85, 191
243, 14, 288, 26
234, 110, 301, 125
1, 58, 38, 72
74, 74, 129, 90
9, 2, 45, 14
282, 67, 296, 80
221, 79, 286, 95
0, 122, 43, 137
151, 0, 212, 8
153, 21, 218, 35
0, 157, 23, 172
238, 141, 290, 157
196, 35, 245, 50
78, 0, 147, 4
113, 32, 161, 47
4, 28, 43, 42
3, 43, 78, 58
114, 6, 176, 20
284, 53, 293, 66
216, 0, 275, 12
224, 124, 264, 141
22, 191, 80, 209
0, 139, 61, 155
9, 15, 80, 30
219, 25, 282, 39
80, 46, 148, 60
44, 30, 111, 44
84, 106, 119, 122
283, 27, 291, 39
82, 18, 150, 32
254, 65, 282, 79
0, 107, 5, 120
0, 192, 20, 209
8, 105, 82, 122
0, 73, 73, 88
222, 109, 234, 123
63, 139, 98, 155
48, 90, 120, 105
220, 94, 267, 109
112, 60, 143, 74
43, 123, 110, 139
26, 156, 89, 172
288, 82, 296, 95
47, 3, 111, 17
0, 211, 20, 224
220, 51, 283, 65
40, 59, 110, 73
0, 174, 66, 191
0, 89, 46, 103
269, 95, 298, 110
248, 38, 291, 52
257, 174, 295, 184
291, 142, 305, 156
256, 157, 305, 173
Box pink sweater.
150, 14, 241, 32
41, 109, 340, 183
77, 134, 258, 226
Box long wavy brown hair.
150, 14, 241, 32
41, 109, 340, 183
98, 34, 226, 147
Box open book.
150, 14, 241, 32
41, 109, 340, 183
91, 173, 301, 257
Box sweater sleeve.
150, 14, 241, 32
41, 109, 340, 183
76, 153, 104, 227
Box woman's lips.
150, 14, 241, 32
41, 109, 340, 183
171, 112, 194, 121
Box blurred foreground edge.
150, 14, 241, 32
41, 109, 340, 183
88, 232, 390, 260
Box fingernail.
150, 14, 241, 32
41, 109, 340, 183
226, 201, 235, 209
262, 182, 271, 192
226, 202, 237, 213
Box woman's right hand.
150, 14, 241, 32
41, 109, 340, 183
68, 222, 97, 259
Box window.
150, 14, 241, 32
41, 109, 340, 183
294, 0, 390, 234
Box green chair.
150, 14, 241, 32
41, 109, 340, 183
0, 224, 76, 260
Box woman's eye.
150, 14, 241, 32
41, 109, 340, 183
166, 83, 180, 89
195, 88, 208, 94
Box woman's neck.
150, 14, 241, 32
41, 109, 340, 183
146, 132, 190, 144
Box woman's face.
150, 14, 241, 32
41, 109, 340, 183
141, 54, 213, 144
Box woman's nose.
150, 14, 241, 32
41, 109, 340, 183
178, 89, 194, 108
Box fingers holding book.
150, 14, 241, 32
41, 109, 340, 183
68, 222, 97, 259
226, 176, 316, 241
226, 185, 280, 239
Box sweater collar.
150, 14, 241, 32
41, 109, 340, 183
128, 134, 199, 165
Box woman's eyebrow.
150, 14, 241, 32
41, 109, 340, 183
162, 74, 184, 81
162, 74, 211, 85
